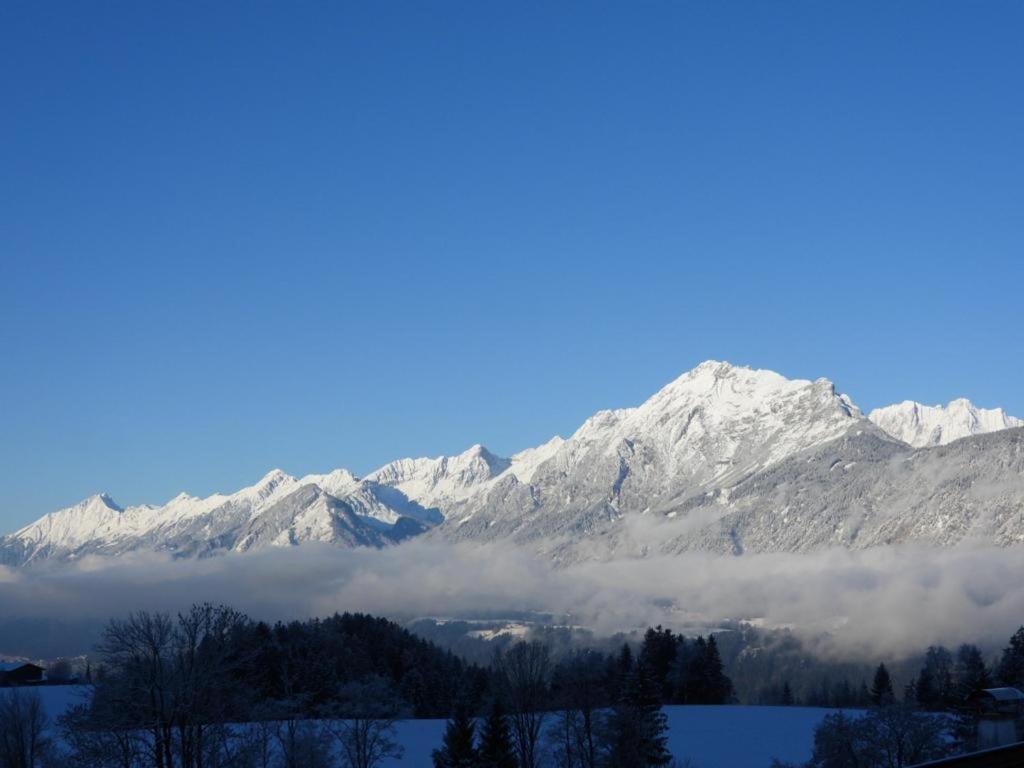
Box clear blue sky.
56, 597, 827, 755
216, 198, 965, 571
2, 2, 1022, 527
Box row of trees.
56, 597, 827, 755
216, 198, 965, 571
768, 626, 1024, 768
776, 704, 952, 768
2, 605, 733, 768
434, 643, 675, 768
754, 629, 1024, 712
430, 627, 730, 768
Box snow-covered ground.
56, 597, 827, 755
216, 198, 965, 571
31, 684, 90, 718
373, 706, 843, 767
29, 687, 840, 768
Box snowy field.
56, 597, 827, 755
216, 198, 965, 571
32, 687, 839, 768
366, 706, 841, 768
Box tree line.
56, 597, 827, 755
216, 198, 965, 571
770, 626, 1024, 768
0, 608, 732, 768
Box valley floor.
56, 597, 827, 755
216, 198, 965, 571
32, 686, 844, 768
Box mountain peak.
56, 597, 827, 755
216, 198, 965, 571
681, 359, 758, 383
692, 358, 734, 372
657, 360, 847, 409
458, 443, 501, 462
868, 398, 1023, 447
89, 493, 122, 513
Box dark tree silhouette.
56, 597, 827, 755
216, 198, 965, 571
603, 661, 672, 768
997, 627, 1024, 688
781, 682, 795, 706
870, 664, 895, 706
433, 705, 478, 768
478, 700, 516, 768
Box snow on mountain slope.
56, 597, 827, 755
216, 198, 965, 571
4, 360, 1024, 567
231, 484, 428, 553
7, 494, 127, 554
868, 399, 1024, 447
0, 467, 436, 566
366, 444, 511, 509
438, 361, 876, 541
663, 425, 1024, 556
298, 468, 359, 498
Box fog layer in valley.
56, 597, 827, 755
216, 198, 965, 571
3, 533, 1022, 660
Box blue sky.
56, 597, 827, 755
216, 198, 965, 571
2, 2, 1022, 527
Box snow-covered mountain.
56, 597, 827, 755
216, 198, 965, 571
868, 399, 1023, 447
0, 468, 438, 566
436, 361, 876, 546
3, 361, 1024, 567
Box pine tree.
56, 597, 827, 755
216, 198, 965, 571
703, 636, 732, 704
603, 661, 672, 768
682, 635, 732, 705
433, 706, 479, 768
609, 643, 635, 704
686, 636, 709, 703
781, 682, 794, 706
914, 667, 937, 710
639, 626, 678, 700
478, 700, 516, 768
870, 663, 894, 706
955, 644, 991, 699
920, 646, 955, 710
997, 627, 1024, 688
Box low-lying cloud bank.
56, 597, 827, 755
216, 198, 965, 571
2, 541, 1023, 659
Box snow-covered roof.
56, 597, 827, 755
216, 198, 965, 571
979, 687, 1024, 701
0, 661, 28, 672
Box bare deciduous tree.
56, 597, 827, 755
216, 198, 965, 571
495, 641, 551, 768
170, 603, 249, 768
0, 688, 51, 768
95, 610, 176, 768
60, 702, 145, 768
327, 677, 405, 768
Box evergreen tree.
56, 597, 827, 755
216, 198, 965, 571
603, 661, 672, 768
954, 644, 990, 700
684, 635, 733, 704
997, 627, 1024, 688
870, 664, 894, 706
639, 626, 678, 700
781, 682, 794, 706
919, 646, 955, 710
914, 668, 937, 711
703, 636, 732, 704
609, 643, 635, 704
432, 706, 478, 768
478, 700, 516, 768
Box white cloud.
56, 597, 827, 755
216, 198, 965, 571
2, 542, 1023, 659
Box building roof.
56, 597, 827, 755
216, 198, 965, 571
0, 661, 43, 673
975, 687, 1024, 702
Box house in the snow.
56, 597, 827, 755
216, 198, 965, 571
0, 661, 45, 686
968, 687, 1024, 749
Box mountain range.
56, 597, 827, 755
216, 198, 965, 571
3, 361, 1023, 567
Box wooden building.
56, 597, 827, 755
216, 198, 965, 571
0, 661, 45, 686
